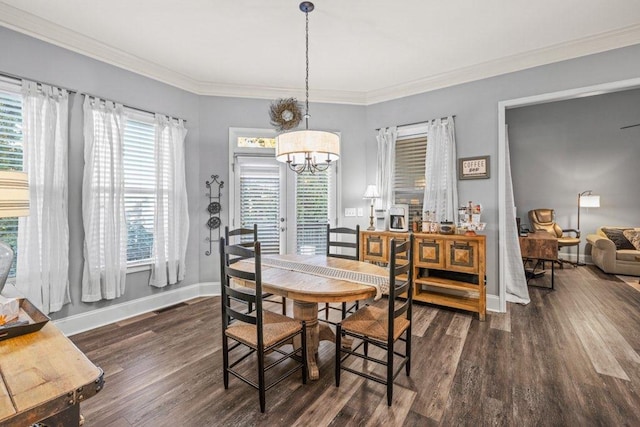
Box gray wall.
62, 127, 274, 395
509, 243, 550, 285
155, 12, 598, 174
366, 44, 640, 296
0, 26, 202, 319
197, 97, 368, 282
507, 89, 640, 259
2, 24, 640, 315
0, 26, 369, 319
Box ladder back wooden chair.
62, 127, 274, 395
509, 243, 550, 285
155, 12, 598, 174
335, 235, 413, 406
320, 224, 361, 323
225, 225, 287, 314
219, 237, 308, 413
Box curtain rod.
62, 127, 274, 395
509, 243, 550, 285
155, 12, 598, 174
0, 69, 77, 94
1, 70, 187, 124
81, 91, 187, 124
375, 115, 456, 131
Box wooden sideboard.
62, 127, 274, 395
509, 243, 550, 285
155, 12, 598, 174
361, 230, 487, 320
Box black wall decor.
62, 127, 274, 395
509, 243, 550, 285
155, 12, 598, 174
205, 174, 224, 256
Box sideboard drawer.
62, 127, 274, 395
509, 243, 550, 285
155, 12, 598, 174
445, 240, 479, 274
414, 237, 445, 269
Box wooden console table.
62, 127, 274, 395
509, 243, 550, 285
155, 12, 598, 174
0, 321, 103, 426
519, 231, 558, 289
361, 230, 487, 321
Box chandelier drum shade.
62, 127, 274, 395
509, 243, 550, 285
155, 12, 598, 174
274, 1, 340, 174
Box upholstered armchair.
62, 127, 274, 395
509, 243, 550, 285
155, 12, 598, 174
528, 208, 581, 266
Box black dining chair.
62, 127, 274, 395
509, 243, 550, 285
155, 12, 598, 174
320, 224, 361, 324
220, 237, 308, 413
225, 225, 287, 315
335, 235, 413, 406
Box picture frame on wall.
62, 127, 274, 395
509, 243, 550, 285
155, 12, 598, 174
458, 155, 490, 180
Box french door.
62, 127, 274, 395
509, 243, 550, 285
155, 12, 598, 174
232, 155, 337, 255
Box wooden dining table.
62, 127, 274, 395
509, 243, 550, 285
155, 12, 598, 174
234, 254, 388, 380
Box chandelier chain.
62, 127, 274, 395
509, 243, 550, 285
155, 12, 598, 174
304, 8, 310, 129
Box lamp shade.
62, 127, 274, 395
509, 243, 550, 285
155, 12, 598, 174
0, 171, 29, 218
363, 184, 380, 199
580, 194, 600, 208
275, 130, 340, 165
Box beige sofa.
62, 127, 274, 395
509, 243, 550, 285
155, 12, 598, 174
586, 227, 640, 276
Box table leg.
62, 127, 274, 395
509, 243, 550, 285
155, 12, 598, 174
292, 300, 336, 380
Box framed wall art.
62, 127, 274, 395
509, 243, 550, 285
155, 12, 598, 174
458, 156, 490, 180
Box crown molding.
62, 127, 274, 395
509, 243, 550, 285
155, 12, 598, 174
0, 3, 202, 92
365, 23, 640, 105
2, 3, 639, 106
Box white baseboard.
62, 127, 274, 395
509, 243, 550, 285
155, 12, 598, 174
54, 282, 221, 336
486, 294, 501, 313
54, 280, 502, 335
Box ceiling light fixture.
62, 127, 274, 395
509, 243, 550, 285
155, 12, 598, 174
275, 1, 340, 174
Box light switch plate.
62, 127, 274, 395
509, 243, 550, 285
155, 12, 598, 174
345, 208, 356, 217
357, 208, 364, 217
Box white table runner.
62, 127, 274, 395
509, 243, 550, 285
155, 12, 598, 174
260, 257, 388, 299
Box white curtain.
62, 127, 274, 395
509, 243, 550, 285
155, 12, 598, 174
149, 115, 189, 287
375, 127, 397, 210
505, 125, 529, 304
422, 116, 458, 222
81, 96, 127, 302
16, 81, 69, 314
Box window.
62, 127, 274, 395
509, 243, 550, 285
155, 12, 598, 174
123, 116, 156, 264
394, 136, 427, 220
0, 78, 23, 277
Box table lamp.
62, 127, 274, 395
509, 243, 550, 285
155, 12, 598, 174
363, 185, 380, 231
0, 171, 29, 294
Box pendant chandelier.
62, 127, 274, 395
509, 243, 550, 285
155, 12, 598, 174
275, 1, 340, 174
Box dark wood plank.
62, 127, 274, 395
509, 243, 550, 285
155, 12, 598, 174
71, 265, 640, 426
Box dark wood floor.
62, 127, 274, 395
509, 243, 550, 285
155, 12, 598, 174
71, 265, 640, 426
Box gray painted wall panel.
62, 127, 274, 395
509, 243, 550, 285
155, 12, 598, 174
366, 44, 640, 296
0, 26, 202, 319
507, 89, 640, 257
2, 24, 639, 316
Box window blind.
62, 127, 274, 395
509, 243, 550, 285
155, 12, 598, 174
0, 81, 23, 277
123, 118, 156, 263
394, 136, 427, 219
296, 169, 331, 255
239, 167, 281, 254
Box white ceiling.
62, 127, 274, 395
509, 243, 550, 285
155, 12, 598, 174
1, 0, 640, 105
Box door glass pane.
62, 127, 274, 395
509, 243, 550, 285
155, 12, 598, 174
295, 168, 332, 255
238, 162, 281, 254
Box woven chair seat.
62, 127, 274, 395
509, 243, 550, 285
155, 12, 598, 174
226, 311, 301, 348
341, 305, 410, 343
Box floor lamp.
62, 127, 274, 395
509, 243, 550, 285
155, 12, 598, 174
577, 190, 600, 266
0, 171, 29, 295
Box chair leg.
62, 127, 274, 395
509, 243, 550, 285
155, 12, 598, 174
405, 328, 411, 376
282, 297, 287, 315
258, 347, 266, 413
301, 321, 308, 385
364, 341, 369, 357
325, 303, 330, 320
335, 324, 342, 387
341, 302, 347, 319
248, 301, 254, 313
222, 334, 229, 389
387, 342, 393, 407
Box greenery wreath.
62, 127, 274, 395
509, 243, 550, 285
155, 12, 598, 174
269, 98, 303, 131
